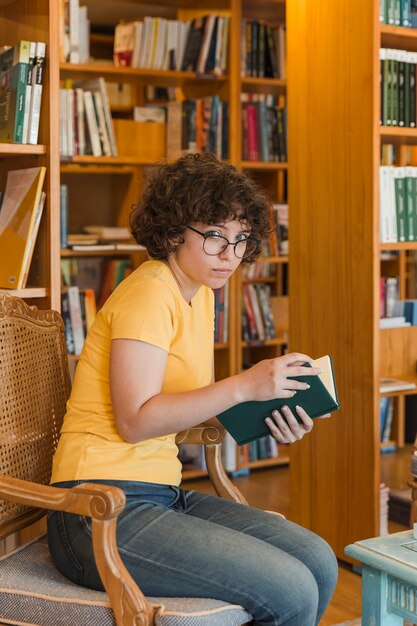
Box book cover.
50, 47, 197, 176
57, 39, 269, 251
27, 41, 46, 145
0, 40, 30, 143
0, 166, 46, 288
216, 355, 340, 445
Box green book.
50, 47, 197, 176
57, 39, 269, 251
217, 355, 340, 445
0, 40, 30, 143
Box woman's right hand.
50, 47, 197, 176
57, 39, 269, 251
236, 352, 322, 403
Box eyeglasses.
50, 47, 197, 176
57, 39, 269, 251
187, 225, 258, 259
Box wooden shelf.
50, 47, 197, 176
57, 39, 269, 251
241, 336, 288, 348
380, 24, 417, 51
241, 161, 288, 170
380, 374, 417, 397
380, 126, 417, 143
61, 155, 160, 166
214, 342, 230, 350
181, 467, 208, 480
61, 163, 138, 175
241, 78, 286, 94
61, 248, 143, 257
256, 255, 289, 263
380, 241, 417, 250
60, 62, 227, 86
239, 456, 290, 471
0, 143, 46, 156
0, 288, 47, 298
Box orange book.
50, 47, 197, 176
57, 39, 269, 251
0, 166, 46, 288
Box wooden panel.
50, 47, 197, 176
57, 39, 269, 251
380, 327, 417, 376
287, 0, 380, 558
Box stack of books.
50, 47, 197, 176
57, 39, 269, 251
0, 40, 46, 145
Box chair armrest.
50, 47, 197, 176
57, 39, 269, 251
176, 426, 248, 505
0, 475, 156, 626
176, 425, 226, 445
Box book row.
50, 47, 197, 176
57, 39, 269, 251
380, 396, 395, 443
61, 0, 90, 64
380, 275, 399, 318
379, 0, 416, 26
0, 40, 46, 144
241, 20, 286, 79
166, 97, 229, 160
379, 166, 417, 242
241, 95, 287, 162
380, 48, 417, 128
114, 14, 230, 76
60, 77, 118, 157
242, 283, 277, 342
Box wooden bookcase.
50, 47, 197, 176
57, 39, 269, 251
0, 0, 60, 310
286, 0, 417, 559
0, 0, 289, 479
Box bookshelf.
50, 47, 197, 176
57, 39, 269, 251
0, 0, 60, 310
286, 0, 417, 559
56, 0, 289, 477
0, 1, 289, 478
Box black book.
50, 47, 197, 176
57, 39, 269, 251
181, 16, 207, 72
217, 356, 340, 445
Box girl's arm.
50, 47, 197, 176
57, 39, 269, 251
110, 338, 321, 443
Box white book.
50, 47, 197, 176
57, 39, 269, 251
66, 89, 75, 157
77, 78, 118, 156
153, 18, 168, 70
380, 377, 417, 393
69, 0, 80, 63
22, 41, 36, 143
78, 5, 90, 64
131, 21, 143, 68
59, 88, 68, 157
221, 433, 237, 473
75, 87, 85, 155
164, 20, 178, 70
27, 42, 46, 145
141, 17, 155, 69
196, 14, 216, 75
220, 16, 230, 74
177, 21, 190, 71
83, 90, 102, 156
67, 286, 85, 355
92, 91, 112, 156
380, 316, 411, 328
213, 17, 224, 75
137, 17, 152, 68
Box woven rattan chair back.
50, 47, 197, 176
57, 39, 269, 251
0, 293, 71, 540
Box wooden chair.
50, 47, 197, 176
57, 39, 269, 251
0, 293, 252, 626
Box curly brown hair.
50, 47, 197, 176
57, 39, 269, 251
130, 153, 271, 262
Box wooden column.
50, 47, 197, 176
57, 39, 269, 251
287, 0, 381, 558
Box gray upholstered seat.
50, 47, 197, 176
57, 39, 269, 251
0, 536, 252, 626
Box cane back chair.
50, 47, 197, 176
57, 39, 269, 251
0, 292, 253, 626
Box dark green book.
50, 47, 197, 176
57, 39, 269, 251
217, 355, 340, 445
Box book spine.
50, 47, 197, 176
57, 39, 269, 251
11, 40, 30, 143
27, 42, 46, 145
22, 41, 36, 143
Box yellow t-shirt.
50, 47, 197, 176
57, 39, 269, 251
51, 260, 214, 486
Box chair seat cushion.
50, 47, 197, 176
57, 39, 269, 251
0, 536, 252, 626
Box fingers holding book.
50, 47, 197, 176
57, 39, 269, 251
265, 405, 314, 443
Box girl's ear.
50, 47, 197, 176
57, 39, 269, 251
166, 228, 185, 246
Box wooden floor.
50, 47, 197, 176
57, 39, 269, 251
182, 444, 413, 626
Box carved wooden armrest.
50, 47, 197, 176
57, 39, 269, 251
176, 426, 248, 506
0, 475, 156, 626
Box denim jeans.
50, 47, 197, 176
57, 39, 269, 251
47, 480, 338, 626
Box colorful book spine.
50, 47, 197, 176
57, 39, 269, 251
27, 41, 46, 145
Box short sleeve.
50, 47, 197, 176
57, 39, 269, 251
106, 278, 176, 352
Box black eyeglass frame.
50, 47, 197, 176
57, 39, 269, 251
187, 225, 259, 259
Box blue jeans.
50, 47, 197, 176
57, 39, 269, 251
47, 480, 338, 626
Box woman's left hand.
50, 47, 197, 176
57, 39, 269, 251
264, 406, 330, 444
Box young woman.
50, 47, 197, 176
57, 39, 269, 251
48, 153, 338, 625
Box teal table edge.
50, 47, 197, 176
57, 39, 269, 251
345, 530, 417, 625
